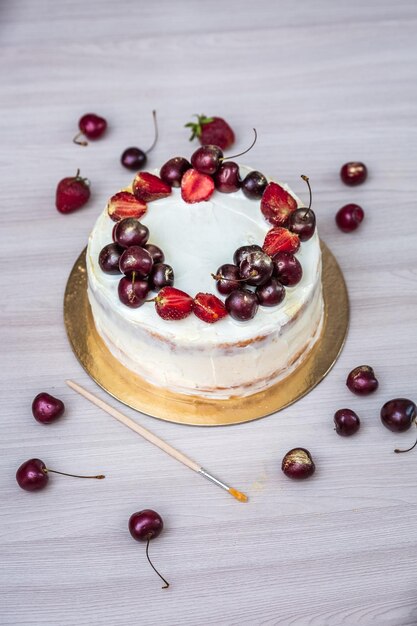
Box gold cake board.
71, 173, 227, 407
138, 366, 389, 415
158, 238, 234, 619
64, 242, 349, 426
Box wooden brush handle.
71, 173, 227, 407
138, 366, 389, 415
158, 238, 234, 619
66, 380, 200, 472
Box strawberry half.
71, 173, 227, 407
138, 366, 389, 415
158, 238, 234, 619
181, 169, 215, 204
185, 114, 235, 150
132, 172, 172, 202
260, 182, 297, 226
154, 286, 194, 321
55, 169, 90, 214
107, 191, 147, 222
194, 293, 228, 324
263, 227, 300, 257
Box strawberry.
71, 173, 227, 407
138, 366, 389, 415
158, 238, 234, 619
181, 169, 215, 204
107, 191, 147, 222
185, 114, 235, 150
154, 287, 194, 321
132, 172, 171, 202
193, 293, 228, 324
260, 182, 297, 226
55, 169, 90, 214
263, 227, 300, 257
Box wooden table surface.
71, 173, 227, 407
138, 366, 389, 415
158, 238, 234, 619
1, 1, 417, 624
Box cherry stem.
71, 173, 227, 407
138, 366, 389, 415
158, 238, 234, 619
44, 468, 105, 479
146, 537, 169, 589
146, 110, 158, 154
211, 272, 255, 282
301, 174, 312, 218
73, 131, 88, 147
223, 128, 257, 161
131, 271, 136, 289
394, 436, 417, 454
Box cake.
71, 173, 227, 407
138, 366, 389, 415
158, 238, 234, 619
86, 156, 323, 400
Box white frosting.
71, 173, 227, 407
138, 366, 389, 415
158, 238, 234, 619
87, 168, 323, 398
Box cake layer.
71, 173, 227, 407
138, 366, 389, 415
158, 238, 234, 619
86, 168, 324, 399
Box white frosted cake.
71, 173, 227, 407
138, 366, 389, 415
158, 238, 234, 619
87, 162, 323, 399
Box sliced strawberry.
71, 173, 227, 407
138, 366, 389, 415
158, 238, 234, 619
107, 191, 147, 222
263, 227, 300, 257
185, 114, 235, 150
260, 182, 297, 226
193, 293, 228, 324
132, 172, 172, 202
181, 169, 215, 204
154, 286, 194, 321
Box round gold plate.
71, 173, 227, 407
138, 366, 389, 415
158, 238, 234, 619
64, 242, 349, 426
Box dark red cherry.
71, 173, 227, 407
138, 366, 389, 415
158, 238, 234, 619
73, 113, 107, 145
213, 263, 241, 295
214, 161, 241, 193
336, 204, 364, 233
129, 509, 169, 589
346, 365, 378, 396
32, 392, 65, 424
225, 289, 258, 321
119, 246, 153, 277
334, 409, 360, 436
118, 276, 149, 307
191, 145, 223, 175
340, 162, 368, 186
149, 263, 174, 290
16, 458, 104, 491
239, 251, 274, 286
380, 398, 416, 433
273, 251, 302, 286
241, 171, 267, 199
144, 244, 165, 264
160, 157, 191, 187
114, 218, 149, 248
233, 244, 263, 267
121, 110, 158, 171
99, 243, 123, 274
288, 209, 316, 241
281, 448, 315, 480
256, 278, 285, 306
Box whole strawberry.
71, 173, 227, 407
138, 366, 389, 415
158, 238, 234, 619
56, 169, 90, 214
185, 114, 235, 151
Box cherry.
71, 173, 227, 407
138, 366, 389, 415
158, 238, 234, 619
239, 251, 273, 286
160, 157, 191, 187
214, 162, 241, 193
225, 289, 258, 321
212, 264, 241, 295
119, 246, 153, 278
16, 458, 104, 491
99, 243, 123, 274
346, 365, 378, 396
191, 129, 257, 175
32, 392, 65, 424
288, 175, 316, 242
281, 448, 315, 480
73, 113, 107, 146
380, 398, 416, 433
233, 244, 263, 267
144, 244, 165, 264
256, 278, 285, 307
273, 252, 302, 286
336, 204, 364, 233
118, 275, 149, 307
121, 110, 158, 171
129, 509, 169, 589
334, 408, 360, 436
149, 263, 174, 290
340, 161, 367, 186
241, 171, 267, 199
114, 218, 149, 248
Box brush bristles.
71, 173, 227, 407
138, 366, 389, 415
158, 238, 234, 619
228, 487, 248, 502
